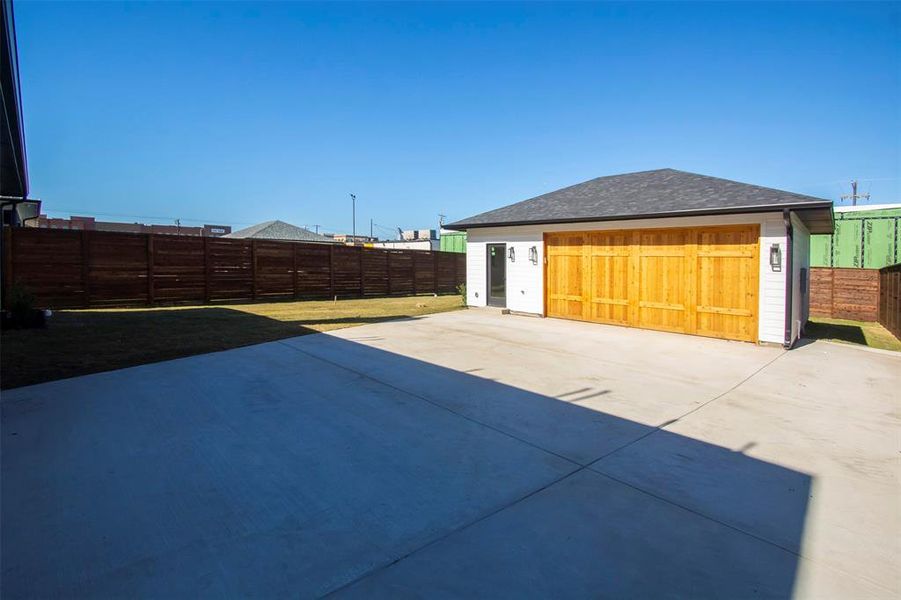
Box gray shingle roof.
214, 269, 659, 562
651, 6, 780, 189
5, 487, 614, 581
224, 220, 336, 243
446, 169, 833, 232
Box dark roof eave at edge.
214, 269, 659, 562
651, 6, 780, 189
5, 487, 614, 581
445, 201, 835, 233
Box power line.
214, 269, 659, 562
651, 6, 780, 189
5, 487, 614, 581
841, 180, 871, 206
371, 222, 397, 233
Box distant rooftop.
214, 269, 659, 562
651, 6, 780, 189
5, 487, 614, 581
224, 220, 336, 243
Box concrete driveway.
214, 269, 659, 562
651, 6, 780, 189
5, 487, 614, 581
2, 309, 898, 598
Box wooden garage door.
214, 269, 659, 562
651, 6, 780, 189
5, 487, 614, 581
545, 225, 759, 342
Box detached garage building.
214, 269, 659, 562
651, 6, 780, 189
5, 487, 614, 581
446, 169, 833, 348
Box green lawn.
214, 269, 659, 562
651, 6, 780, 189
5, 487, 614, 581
1, 295, 463, 389
805, 317, 901, 352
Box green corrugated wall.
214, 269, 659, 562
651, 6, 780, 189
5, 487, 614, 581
439, 232, 467, 253
810, 207, 901, 268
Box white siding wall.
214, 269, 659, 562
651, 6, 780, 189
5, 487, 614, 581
759, 214, 789, 345
791, 214, 811, 345
465, 212, 791, 344
466, 240, 487, 307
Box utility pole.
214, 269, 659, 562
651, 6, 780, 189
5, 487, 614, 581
350, 193, 356, 245
841, 180, 870, 206
370, 218, 373, 241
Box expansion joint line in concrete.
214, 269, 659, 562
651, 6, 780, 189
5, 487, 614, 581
278, 340, 829, 598
586, 349, 788, 466
275, 340, 582, 468
321, 463, 591, 598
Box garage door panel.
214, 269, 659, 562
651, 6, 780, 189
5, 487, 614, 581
547, 254, 584, 319
588, 231, 631, 252
636, 230, 690, 335
546, 225, 759, 343
638, 254, 687, 332
698, 256, 752, 309
638, 229, 687, 253
546, 233, 587, 319
589, 255, 630, 324
696, 255, 757, 341
588, 232, 631, 325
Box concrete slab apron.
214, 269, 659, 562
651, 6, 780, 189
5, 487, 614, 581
323, 311, 897, 598
1, 340, 576, 598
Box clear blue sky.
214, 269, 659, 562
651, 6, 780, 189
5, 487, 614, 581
14, 1, 901, 235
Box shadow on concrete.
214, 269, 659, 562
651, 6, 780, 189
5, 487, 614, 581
1, 312, 811, 597
0, 307, 423, 389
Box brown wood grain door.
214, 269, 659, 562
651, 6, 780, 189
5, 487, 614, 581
545, 224, 759, 342
695, 226, 759, 342
587, 231, 632, 325
636, 228, 690, 334
545, 232, 588, 319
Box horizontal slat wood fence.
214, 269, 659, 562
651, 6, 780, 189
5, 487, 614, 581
878, 264, 901, 340
809, 267, 880, 321
2, 228, 465, 309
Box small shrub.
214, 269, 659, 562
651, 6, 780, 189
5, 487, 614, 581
456, 283, 467, 306
7, 283, 35, 316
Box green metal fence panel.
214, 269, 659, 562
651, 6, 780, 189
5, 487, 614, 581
864, 220, 896, 269
833, 220, 863, 268
439, 232, 467, 253
811, 207, 901, 269
811, 235, 831, 267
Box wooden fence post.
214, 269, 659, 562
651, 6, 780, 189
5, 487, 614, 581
251, 240, 258, 300
292, 243, 299, 299
147, 235, 155, 305
203, 237, 211, 304
432, 251, 438, 294
386, 250, 392, 296
359, 246, 364, 297
329, 245, 335, 298
452, 251, 458, 290
81, 230, 91, 308
412, 251, 418, 296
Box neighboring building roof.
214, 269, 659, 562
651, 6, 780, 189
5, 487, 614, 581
833, 203, 901, 214
447, 169, 834, 234
28, 215, 232, 237
224, 220, 336, 243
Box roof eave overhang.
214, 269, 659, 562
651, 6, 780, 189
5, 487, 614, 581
445, 202, 835, 233
791, 205, 834, 234
1, 0, 28, 199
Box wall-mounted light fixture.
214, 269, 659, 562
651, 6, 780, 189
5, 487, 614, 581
529, 246, 538, 264
769, 243, 782, 271
508, 247, 515, 262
